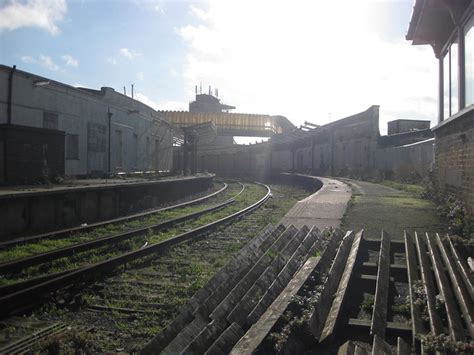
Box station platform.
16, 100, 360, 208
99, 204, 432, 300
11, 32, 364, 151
0, 174, 214, 240
280, 176, 351, 230
0, 174, 211, 199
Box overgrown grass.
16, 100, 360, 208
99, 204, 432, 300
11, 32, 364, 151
0, 183, 266, 285
379, 180, 425, 196
0, 182, 242, 263
46, 182, 310, 353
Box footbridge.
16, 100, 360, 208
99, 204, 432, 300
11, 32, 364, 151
159, 111, 295, 137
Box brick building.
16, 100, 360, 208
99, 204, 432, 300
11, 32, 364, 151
407, 0, 474, 215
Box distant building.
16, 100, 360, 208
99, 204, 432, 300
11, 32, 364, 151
189, 91, 236, 113
161, 88, 294, 138
407, 0, 474, 215
0, 65, 173, 183
387, 119, 430, 135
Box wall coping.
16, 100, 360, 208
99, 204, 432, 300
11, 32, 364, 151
380, 137, 435, 150
432, 104, 474, 132
0, 174, 214, 200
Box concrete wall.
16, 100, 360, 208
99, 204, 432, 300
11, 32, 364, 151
432, 105, 474, 216
189, 106, 381, 179
387, 119, 430, 135
378, 128, 433, 147
375, 138, 434, 180
0, 66, 173, 177
0, 175, 213, 240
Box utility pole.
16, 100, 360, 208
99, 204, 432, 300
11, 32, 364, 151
131, 84, 134, 99
107, 107, 113, 175
7, 65, 16, 125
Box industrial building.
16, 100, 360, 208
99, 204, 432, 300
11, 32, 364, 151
387, 119, 430, 135
174, 105, 435, 182
0, 65, 173, 184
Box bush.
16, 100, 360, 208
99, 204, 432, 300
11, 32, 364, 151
435, 194, 474, 239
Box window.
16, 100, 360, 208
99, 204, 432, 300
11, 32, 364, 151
43, 112, 58, 130
465, 15, 474, 106
443, 39, 459, 118
66, 134, 79, 160
451, 42, 459, 113
443, 53, 450, 119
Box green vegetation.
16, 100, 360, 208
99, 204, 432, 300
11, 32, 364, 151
2, 182, 311, 353
266, 250, 277, 261
432, 193, 474, 239
419, 334, 474, 354
360, 294, 374, 313
0, 182, 241, 263
32, 329, 102, 354
265, 230, 337, 353
341, 179, 446, 239
375, 179, 473, 239
391, 302, 410, 317
379, 180, 425, 196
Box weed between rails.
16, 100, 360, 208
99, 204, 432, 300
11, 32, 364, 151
25, 183, 310, 353
0, 183, 241, 264
0, 183, 263, 285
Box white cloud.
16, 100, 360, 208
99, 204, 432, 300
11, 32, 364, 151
0, 0, 67, 35
179, 1, 438, 131
120, 48, 142, 59
61, 54, 79, 67
21, 55, 36, 64
39, 54, 58, 71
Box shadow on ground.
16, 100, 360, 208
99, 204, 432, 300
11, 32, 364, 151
340, 179, 447, 239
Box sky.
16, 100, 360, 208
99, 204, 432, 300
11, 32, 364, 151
0, 0, 438, 136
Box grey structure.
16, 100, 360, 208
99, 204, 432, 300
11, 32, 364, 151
387, 119, 430, 135
0, 65, 173, 178
184, 106, 435, 180
189, 92, 236, 113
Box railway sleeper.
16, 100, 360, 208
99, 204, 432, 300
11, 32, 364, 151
141, 229, 472, 355
143, 225, 333, 355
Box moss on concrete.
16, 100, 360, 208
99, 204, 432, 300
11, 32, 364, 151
341, 179, 447, 240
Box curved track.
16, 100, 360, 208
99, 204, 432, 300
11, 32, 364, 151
0, 183, 242, 274
0, 182, 271, 318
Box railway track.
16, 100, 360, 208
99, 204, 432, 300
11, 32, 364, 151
0, 183, 240, 275
0, 181, 262, 312
0, 181, 302, 353
255, 230, 473, 354
0, 181, 240, 283
0, 180, 230, 250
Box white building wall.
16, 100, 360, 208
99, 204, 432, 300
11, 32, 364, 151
0, 66, 173, 176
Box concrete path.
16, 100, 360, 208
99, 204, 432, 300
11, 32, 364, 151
341, 179, 446, 239
280, 177, 352, 229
